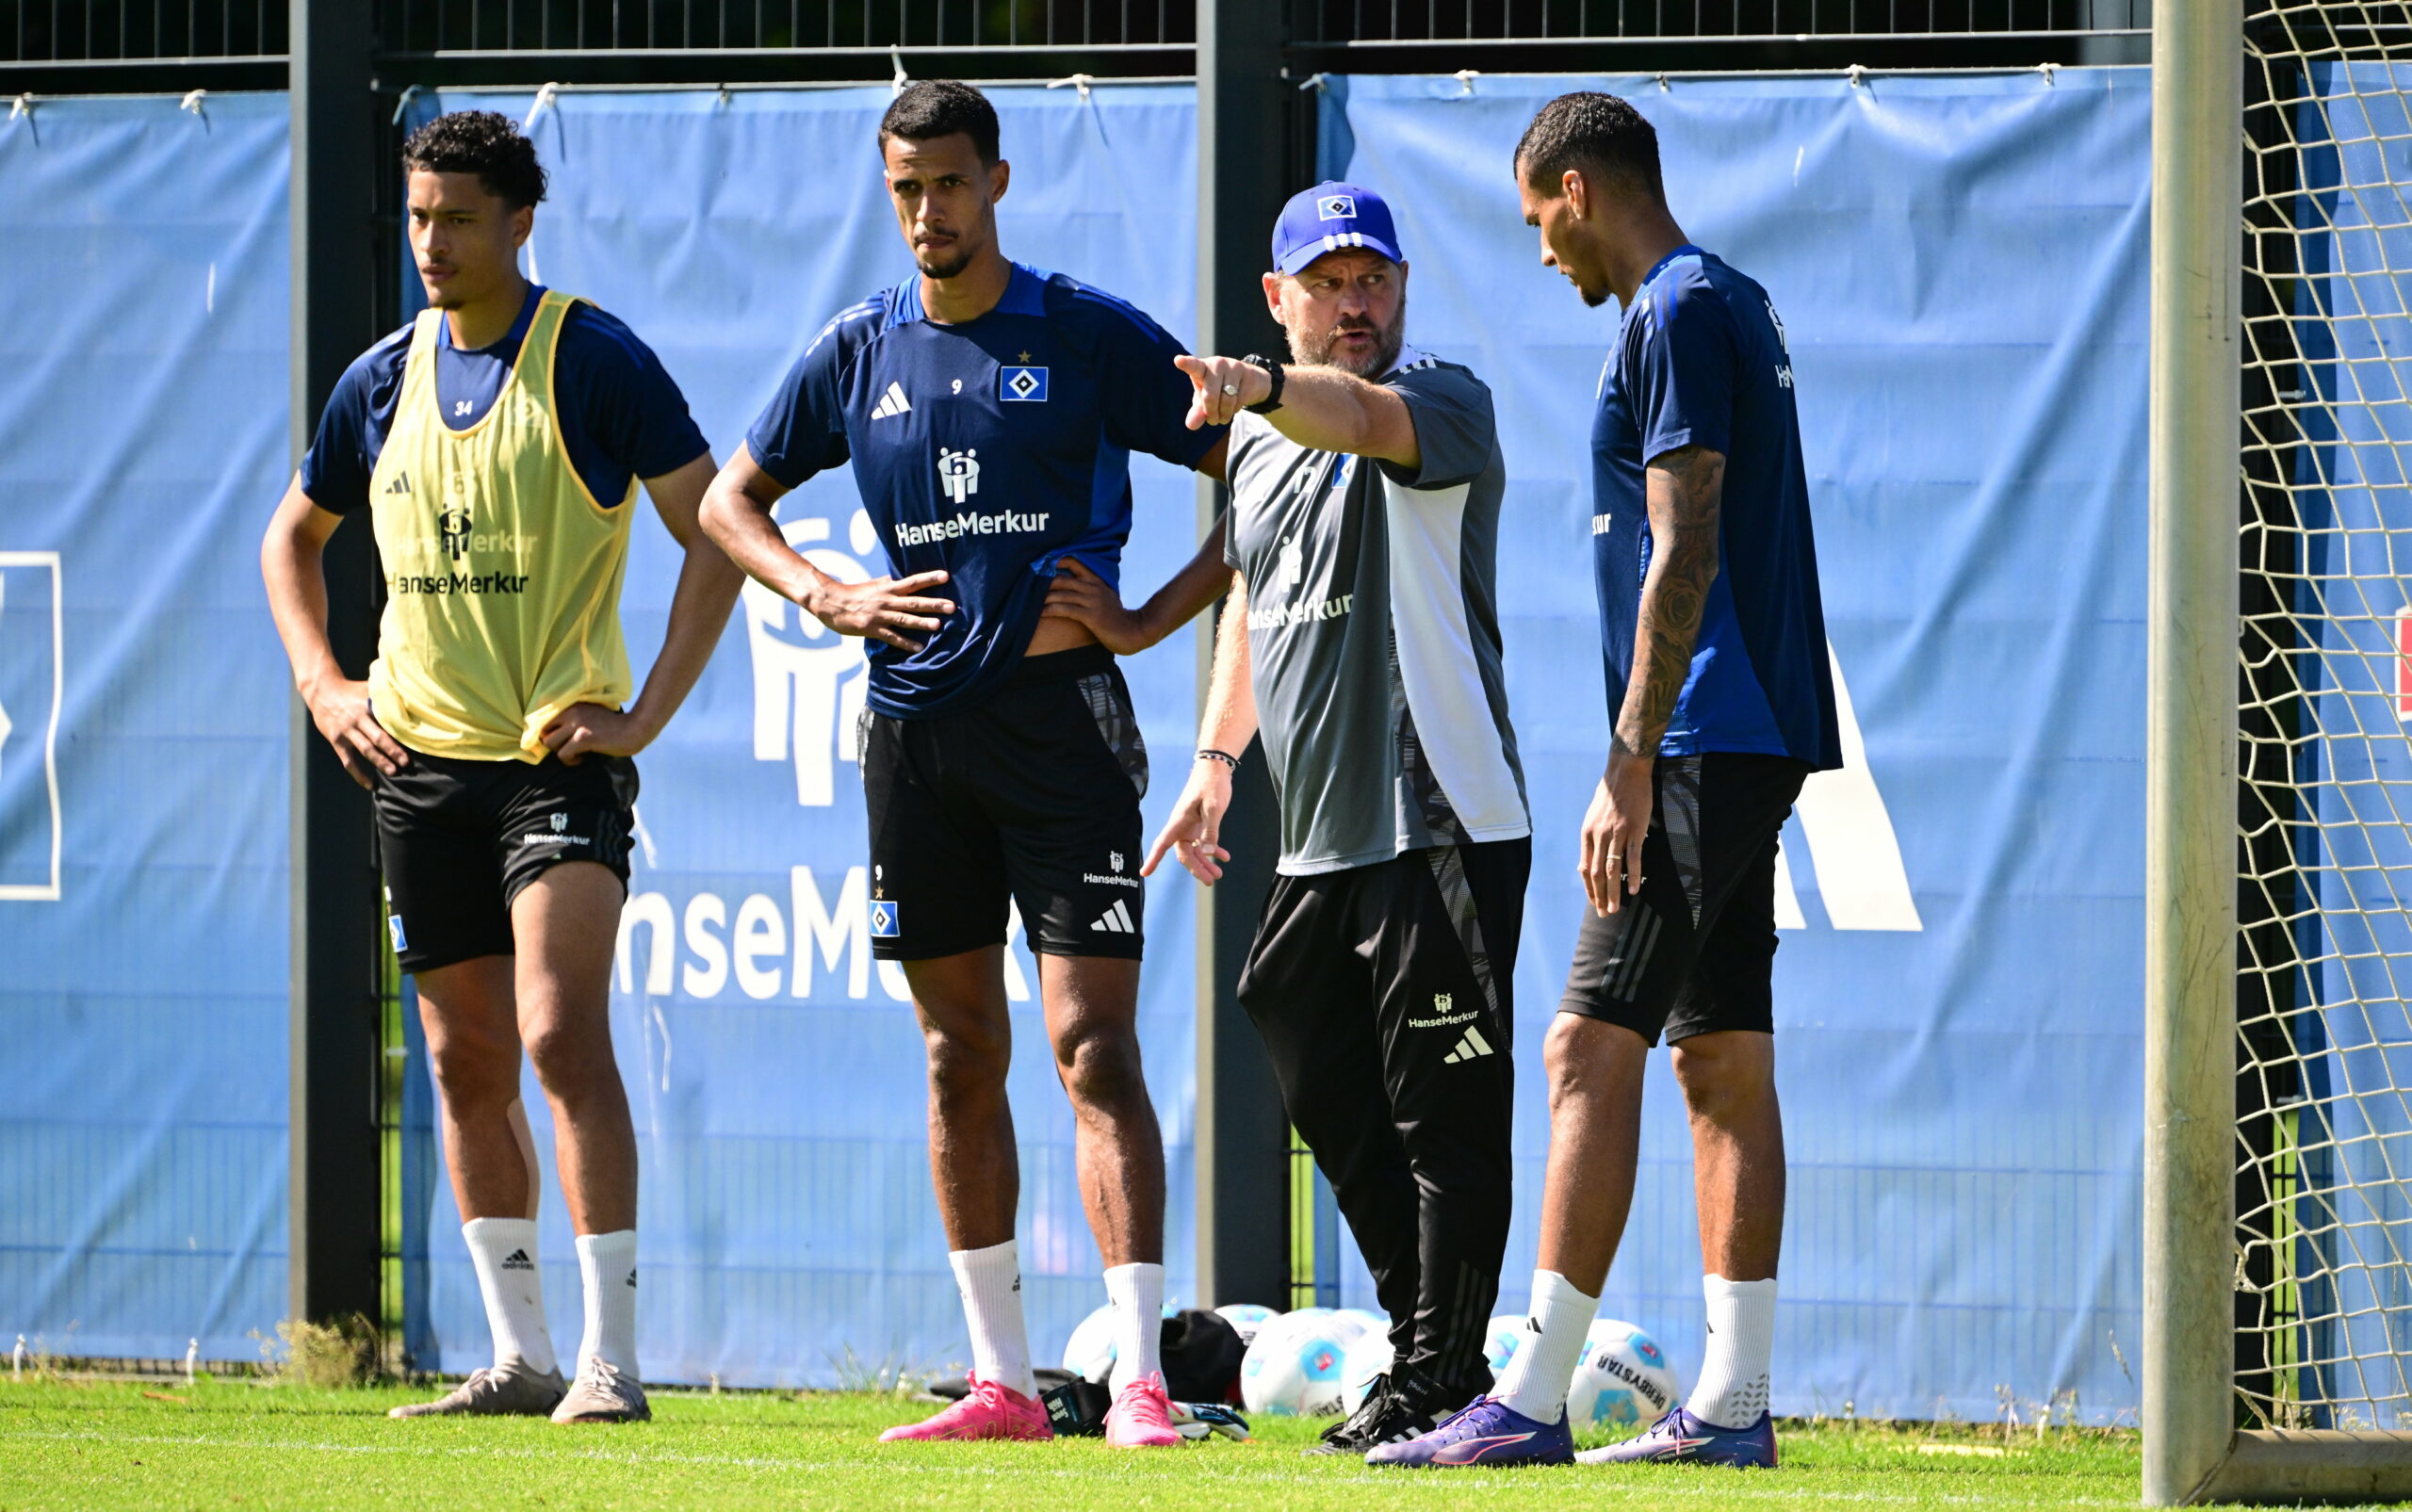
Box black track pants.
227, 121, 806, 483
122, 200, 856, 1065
1236, 837, 1529, 1395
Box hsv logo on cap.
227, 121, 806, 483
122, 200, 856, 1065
1273, 180, 1405, 276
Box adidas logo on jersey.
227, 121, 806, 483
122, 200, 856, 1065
1091, 899, 1137, 935
871, 382, 912, 419
1442, 1024, 1496, 1065
500, 1248, 535, 1272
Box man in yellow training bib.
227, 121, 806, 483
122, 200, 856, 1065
260, 111, 742, 1424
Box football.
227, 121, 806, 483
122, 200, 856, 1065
1239, 1309, 1360, 1416
1338, 1325, 1394, 1414
1059, 1301, 1119, 1383
1566, 1318, 1680, 1432
1213, 1302, 1278, 1348
1481, 1312, 1529, 1379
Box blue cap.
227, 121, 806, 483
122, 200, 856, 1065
1271, 181, 1405, 276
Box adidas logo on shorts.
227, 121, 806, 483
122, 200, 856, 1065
1442, 1025, 1496, 1065
1091, 899, 1136, 935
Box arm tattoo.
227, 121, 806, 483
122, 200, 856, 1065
1614, 445, 1725, 759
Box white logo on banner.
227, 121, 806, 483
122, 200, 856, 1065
0, 552, 63, 902
616, 870, 1032, 1004
1774, 644, 1921, 932
744, 512, 874, 806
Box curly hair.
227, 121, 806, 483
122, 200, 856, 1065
400, 110, 548, 210
879, 80, 1002, 166
1512, 91, 1664, 205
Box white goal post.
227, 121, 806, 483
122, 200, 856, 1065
2151, 2, 2412, 1502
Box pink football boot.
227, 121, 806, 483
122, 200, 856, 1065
1103, 1372, 1182, 1449
878, 1374, 1053, 1442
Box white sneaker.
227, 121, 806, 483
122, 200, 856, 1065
387, 1363, 564, 1419
550, 1357, 650, 1423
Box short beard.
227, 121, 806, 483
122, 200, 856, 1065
915, 200, 991, 282
1289, 290, 1408, 377
916, 245, 976, 281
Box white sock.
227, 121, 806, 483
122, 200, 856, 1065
949, 1240, 1035, 1397
573, 1230, 640, 1377
1493, 1269, 1599, 1423
463, 1217, 557, 1376
1102, 1261, 1165, 1392
1687, 1274, 1776, 1428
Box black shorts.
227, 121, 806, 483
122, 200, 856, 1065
1557, 753, 1810, 1046
372, 748, 638, 973
860, 644, 1150, 962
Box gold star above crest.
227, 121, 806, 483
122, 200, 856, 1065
1018, 351, 1033, 364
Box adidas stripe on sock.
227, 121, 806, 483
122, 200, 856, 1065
1102, 1261, 1165, 1394
1687, 1275, 1776, 1429
574, 1229, 640, 1377
950, 1240, 1036, 1398
1493, 1268, 1598, 1423
463, 1217, 558, 1376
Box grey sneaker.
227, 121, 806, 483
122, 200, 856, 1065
551, 1358, 650, 1423
387, 1363, 565, 1419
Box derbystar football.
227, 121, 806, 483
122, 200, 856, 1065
1339, 1325, 1394, 1414
1566, 1318, 1680, 1431
1214, 1302, 1278, 1348
1060, 1301, 1119, 1383
1482, 1312, 1529, 1379
1240, 1309, 1359, 1417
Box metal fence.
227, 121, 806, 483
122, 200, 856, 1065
3, 0, 285, 61
371, 0, 1194, 57
1292, 0, 2148, 46
2, 0, 2157, 65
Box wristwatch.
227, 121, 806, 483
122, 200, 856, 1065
1240, 354, 1286, 414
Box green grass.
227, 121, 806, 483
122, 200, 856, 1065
0, 1375, 2258, 1511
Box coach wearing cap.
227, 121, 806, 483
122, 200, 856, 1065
1115, 182, 1529, 1454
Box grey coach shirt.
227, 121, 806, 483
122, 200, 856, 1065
1225, 346, 1528, 875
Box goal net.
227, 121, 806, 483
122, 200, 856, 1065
2240, 1, 2412, 1435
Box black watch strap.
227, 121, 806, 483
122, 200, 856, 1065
1240, 353, 1286, 414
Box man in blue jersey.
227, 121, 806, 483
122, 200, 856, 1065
262, 111, 742, 1425
699, 81, 1231, 1449
1377, 92, 1840, 1471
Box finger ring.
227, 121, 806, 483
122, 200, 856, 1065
1221, 382, 1241, 396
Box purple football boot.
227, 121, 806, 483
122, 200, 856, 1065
1363, 1396, 1573, 1468
1575, 1405, 1778, 1469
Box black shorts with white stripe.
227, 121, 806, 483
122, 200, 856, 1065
1557, 753, 1811, 1046
860, 644, 1149, 962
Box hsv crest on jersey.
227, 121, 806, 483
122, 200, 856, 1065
1317, 194, 1357, 220
869, 899, 901, 938
999, 366, 1049, 403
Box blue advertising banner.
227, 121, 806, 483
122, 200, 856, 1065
0, 93, 293, 1363
1320, 70, 2152, 1421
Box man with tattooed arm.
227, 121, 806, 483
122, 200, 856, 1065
1377, 91, 1841, 1471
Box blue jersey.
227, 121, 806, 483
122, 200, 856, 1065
1591, 246, 1841, 771
746, 263, 1222, 719
300, 284, 708, 514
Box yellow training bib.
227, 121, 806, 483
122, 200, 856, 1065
367, 290, 636, 763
